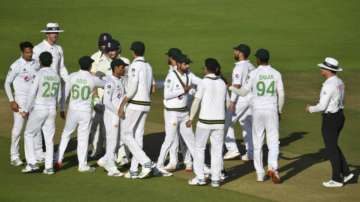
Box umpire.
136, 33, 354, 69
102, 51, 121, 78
306, 57, 354, 188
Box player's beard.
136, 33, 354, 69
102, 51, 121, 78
234, 54, 239, 61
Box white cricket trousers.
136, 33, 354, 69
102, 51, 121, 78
156, 110, 195, 168
10, 98, 43, 161
252, 109, 280, 174
121, 109, 151, 172
99, 110, 120, 168
57, 109, 92, 169
193, 126, 224, 181
225, 104, 253, 157
24, 108, 56, 169
168, 131, 191, 166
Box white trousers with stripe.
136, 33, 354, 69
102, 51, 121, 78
57, 109, 92, 169
24, 108, 56, 169
193, 126, 224, 181
252, 109, 280, 174
121, 109, 151, 172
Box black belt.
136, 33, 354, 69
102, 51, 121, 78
198, 119, 225, 124
165, 107, 188, 112
128, 100, 151, 106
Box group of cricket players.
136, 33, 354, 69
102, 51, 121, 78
9, 22, 345, 188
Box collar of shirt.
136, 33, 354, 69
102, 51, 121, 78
111, 75, 121, 81
206, 73, 217, 78
43, 39, 56, 48
133, 56, 145, 62
258, 65, 271, 69
234, 60, 249, 65
323, 75, 337, 85
169, 65, 176, 71
19, 57, 34, 65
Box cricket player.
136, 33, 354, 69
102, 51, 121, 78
21, 52, 61, 174
4, 41, 42, 166
306, 57, 354, 187
96, 59, 128, 177
118, 41, 154, 179
230, 49, 285, 183
155, 54, 198, 176
55, 56, 105, 172
89, 39, 130, 159
224, 44, 255, 161
186, 58, 228, 188
163, 48, 195, 172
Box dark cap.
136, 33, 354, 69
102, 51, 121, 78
105, 39, 119, 52
166, 48, 182, 58
205, 58, 220, 73
39, 51, 53, 67
174, 54, 187, 64
255, 48, 270, 62
130, 41, 145, 55
111, 58, 128, 69
98, 33, 112, 46
185, 56, 192, 64
233, 44, 251, 58
79, 56, 94, 70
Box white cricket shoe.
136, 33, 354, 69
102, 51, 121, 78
188, 177, 206, 186
107, 167, 124, 177
10, 158, 24, 167
256, 173, 265, 182
78, 165, 96, 173
323, 180, 343, 188
124, 171, 139, 179
164, 163, 177, 172
224, 151, 240, 160
97, 158, 106, 168
43, 168, 55, 175
211, 180, 220, 188
138, 167, 152, 179
153, 167, 173, 177
22, 164, 40, 173
241, 153, 253, 161
344, 173, 354, 183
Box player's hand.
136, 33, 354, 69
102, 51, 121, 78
228, 102, 236, 113
186, 120, 192, 128
10, 101, 19, 112
19, 111, 28, 118
305, 104, 310, 112
184, 85, 192, 94
60, 111, 66, 119
118, 108, 125, 119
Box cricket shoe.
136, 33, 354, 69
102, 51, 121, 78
10, 158, 24, 167
220, 170, 229, 182
323, 180, 343, 188
124, 171, 139, 179
97, 158, 106, 168
54, 161, 63, 170
267, 170, 281, 184
43, 168, 55, 175
224, 151, 240, 160
153, 167, 173, 177
117, 157, 130, 167
22, 164, 40, 173
188, 177, 206, 186
344, 173, 354, 184
256, 173, 265, 182
138, 163, 155, 179
164, 163, 177, 172
211, 180, 220, 188
78, 165, 96, 173
241, 153, 253, 161
107, 167, 124, 177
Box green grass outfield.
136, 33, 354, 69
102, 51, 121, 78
0, 0, 359, 202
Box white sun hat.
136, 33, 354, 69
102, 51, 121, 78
40, 22, 64, 33
318, 57, 343, 72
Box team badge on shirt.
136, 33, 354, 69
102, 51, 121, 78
107, 84, 112, 89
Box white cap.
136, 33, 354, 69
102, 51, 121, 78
40, 22, 64, 33
318, 57, 343, 72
